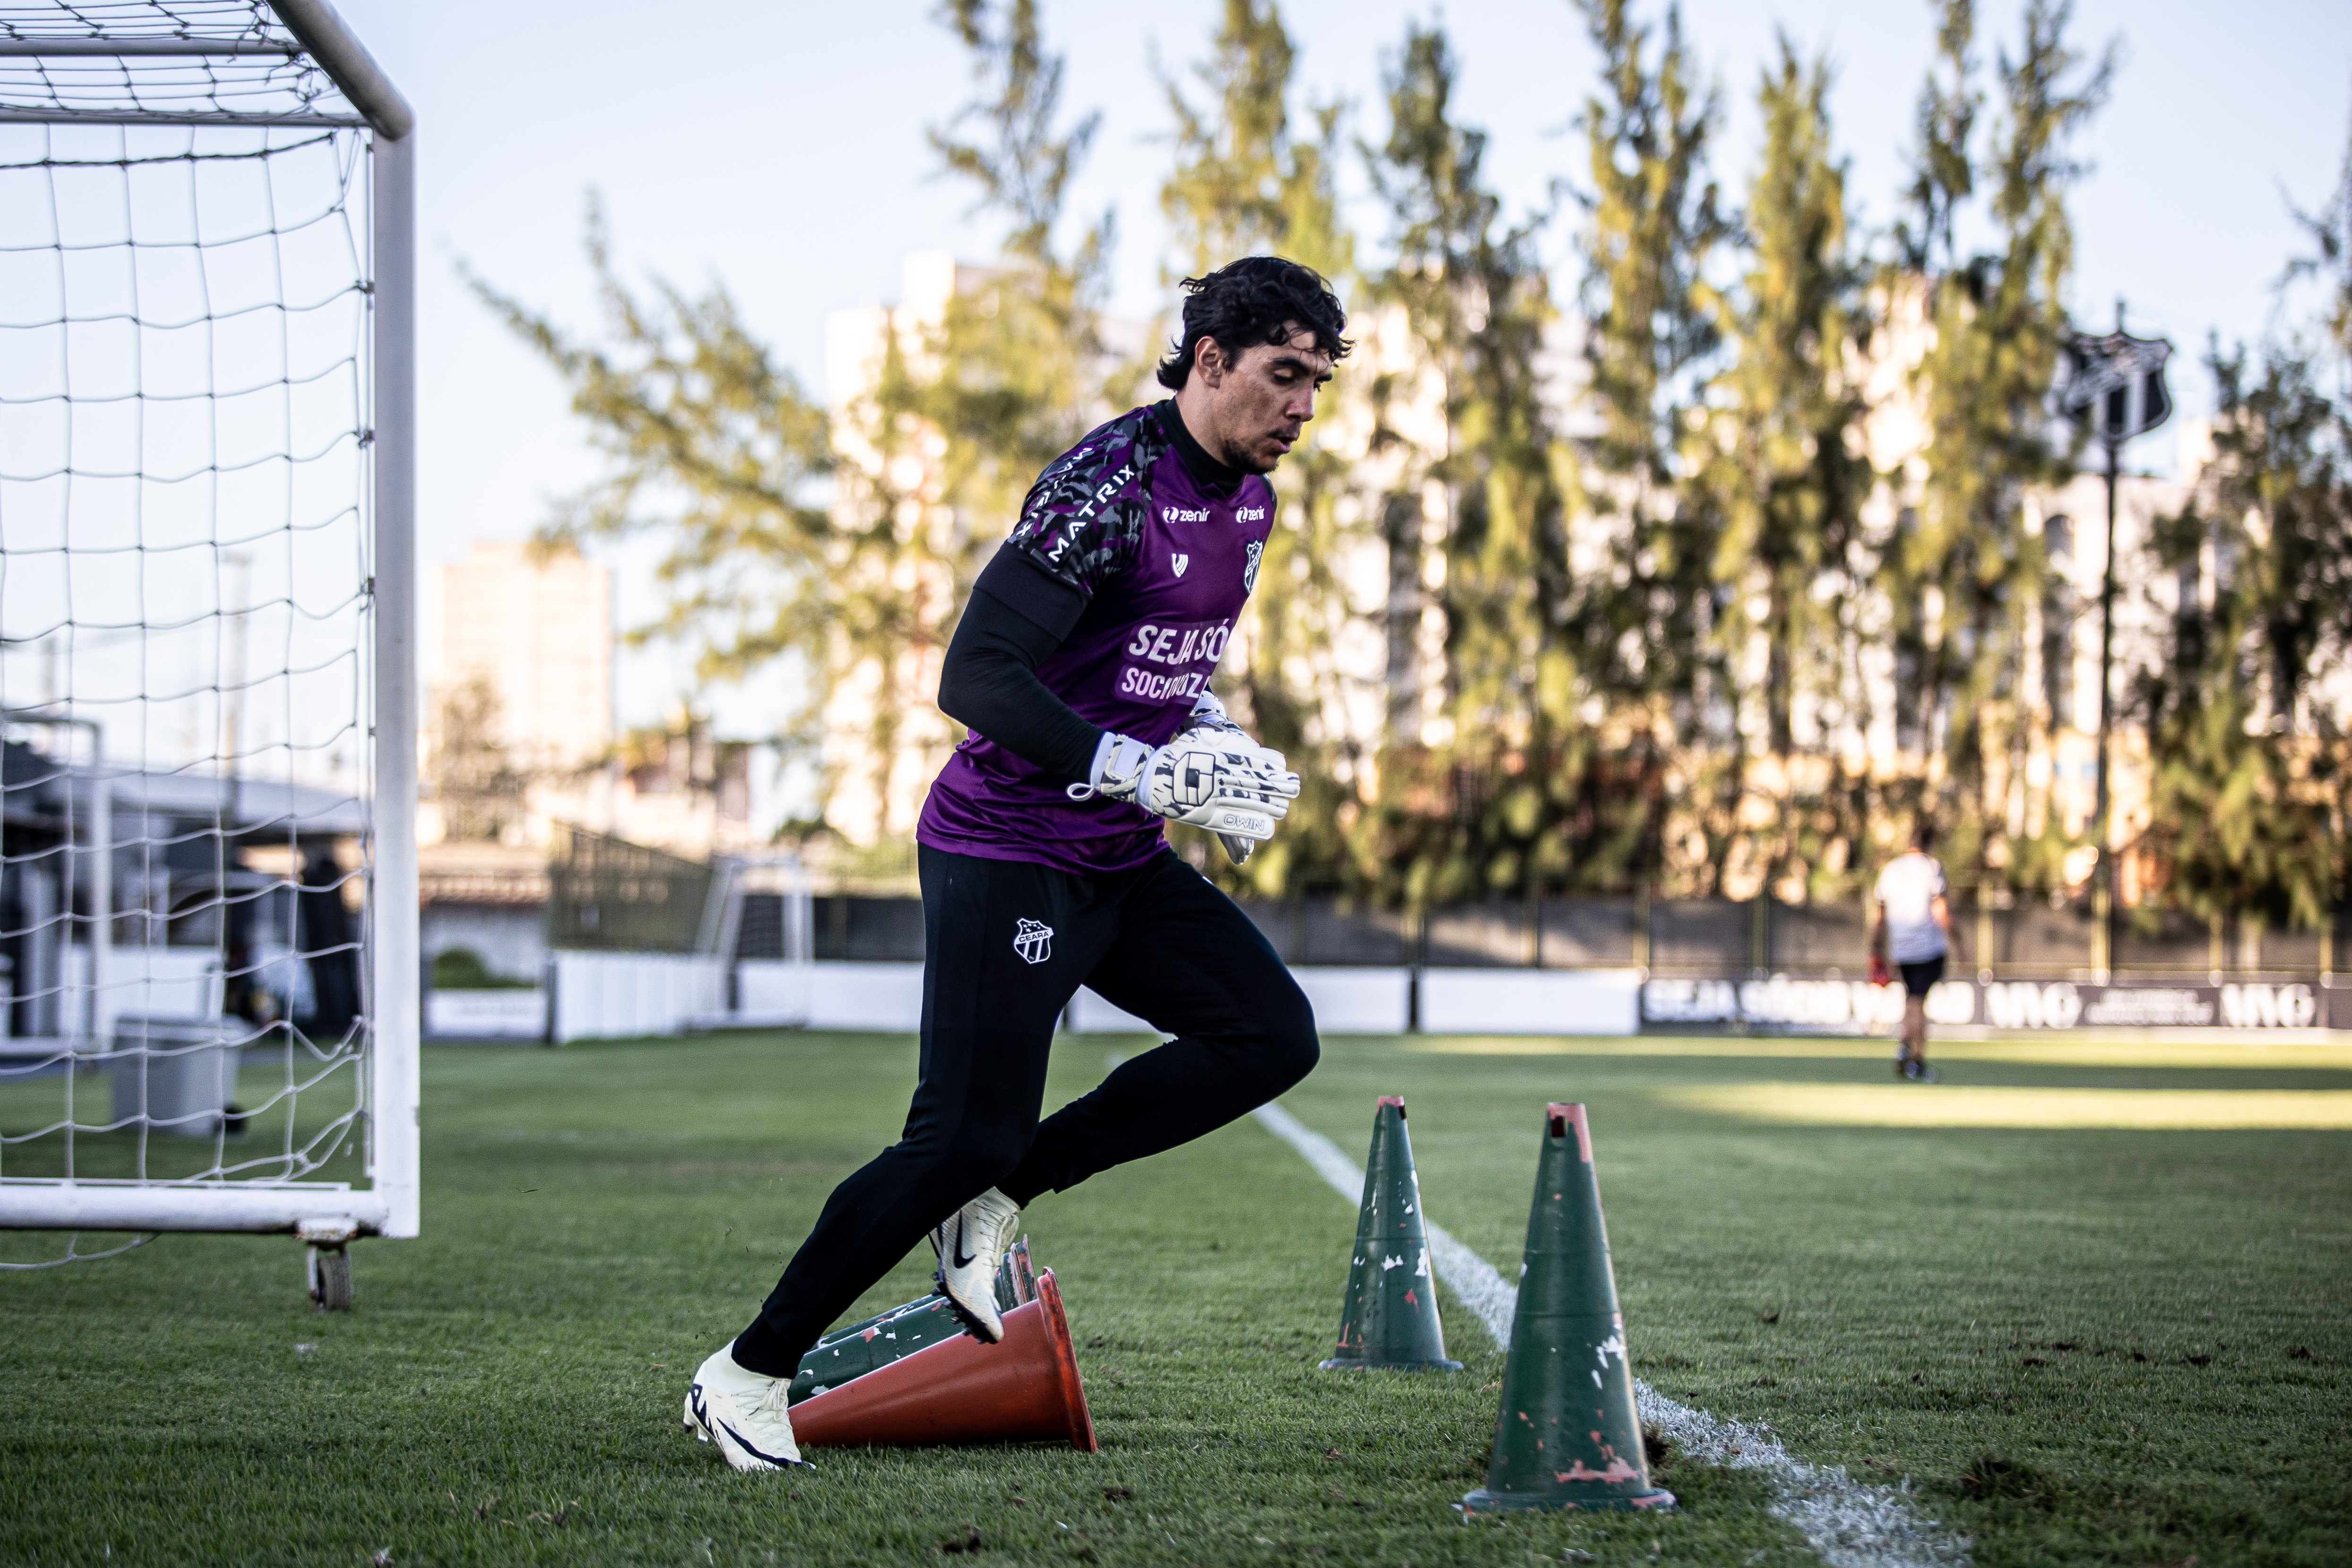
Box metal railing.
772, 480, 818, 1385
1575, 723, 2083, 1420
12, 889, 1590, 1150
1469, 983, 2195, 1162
769, 890, 2344, 980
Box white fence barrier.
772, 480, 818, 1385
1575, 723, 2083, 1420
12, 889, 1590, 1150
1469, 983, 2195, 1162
1418, 968, 1643, 1036
538, 960, 1623, 1040
731, 959, 810, 1027
548, 952, 727, 1043
802, 961, 925, 1032
426, 989, 548, 1039
1065, 987, 1152, 1033
447, 958, 2352, 1043
1299, 968, 1414, 1034
1065, 967, 1413, 1035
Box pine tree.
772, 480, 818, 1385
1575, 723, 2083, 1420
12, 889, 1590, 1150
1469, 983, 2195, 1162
818, 0, 1122, 841
429, 676, 529, 844
470, 1, 1118, 851
466, 201, 837, 754
1692, 38, 1873, 900
1357, 22, 1607, 906
2285, 120, 2352, 371
1160, 0, 1346, 280
919, 0, 1120, 528
1158, 0, 1360, 895
1895, 0, 1979, 276
2146, 132, 2352, 932
1892, 0, 2111, 889
1567, 0, 1727, 892
2144, 342, 2349, 930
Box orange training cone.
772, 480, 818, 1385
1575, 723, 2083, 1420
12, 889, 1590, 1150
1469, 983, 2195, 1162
791, 1267, 1098, 1451
1462, 1104, 1673, 1513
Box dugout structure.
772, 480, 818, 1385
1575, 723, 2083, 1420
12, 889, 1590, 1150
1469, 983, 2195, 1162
0, 1, 415, 1294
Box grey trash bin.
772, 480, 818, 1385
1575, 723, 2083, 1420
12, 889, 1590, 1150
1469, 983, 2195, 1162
110, 1016, 240, 1137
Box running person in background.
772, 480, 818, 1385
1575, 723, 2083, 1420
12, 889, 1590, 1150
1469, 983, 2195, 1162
1871, 822, 1963, 1082
682, 258, 1347, 1471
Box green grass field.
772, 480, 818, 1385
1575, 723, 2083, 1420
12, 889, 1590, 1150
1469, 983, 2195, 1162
3, 1029, 2348, 1567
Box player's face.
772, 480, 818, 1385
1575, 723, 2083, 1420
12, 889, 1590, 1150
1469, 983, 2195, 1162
1214, 327, 1334, 473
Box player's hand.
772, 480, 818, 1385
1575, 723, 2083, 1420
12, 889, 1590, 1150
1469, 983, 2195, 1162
1067, 725, 1301, 844
1180, 689, 1254, 745
1175, 694, 1287, 864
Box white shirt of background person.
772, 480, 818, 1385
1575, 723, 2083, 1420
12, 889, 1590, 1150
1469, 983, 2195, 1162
1873, 852, 1950, 965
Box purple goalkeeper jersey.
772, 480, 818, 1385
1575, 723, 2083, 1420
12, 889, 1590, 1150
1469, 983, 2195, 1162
917, 401, 1275, 875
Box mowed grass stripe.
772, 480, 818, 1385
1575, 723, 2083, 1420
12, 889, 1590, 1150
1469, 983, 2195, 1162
1662, 1084, 2352, 1127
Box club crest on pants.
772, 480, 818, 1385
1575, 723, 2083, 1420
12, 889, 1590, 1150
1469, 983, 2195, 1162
1013, 918, 1053, 965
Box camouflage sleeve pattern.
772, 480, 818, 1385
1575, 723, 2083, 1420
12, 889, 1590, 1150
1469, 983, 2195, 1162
1003, 406, 1169, 598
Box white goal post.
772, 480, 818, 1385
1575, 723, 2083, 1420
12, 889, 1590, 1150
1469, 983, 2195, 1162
0, 0, 416, 1258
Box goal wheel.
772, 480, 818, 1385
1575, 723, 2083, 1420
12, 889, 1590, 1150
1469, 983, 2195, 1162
308, 1244, 354, 1312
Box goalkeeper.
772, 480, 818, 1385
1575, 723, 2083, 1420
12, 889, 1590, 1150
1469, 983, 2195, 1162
685, 257, 1346, 1470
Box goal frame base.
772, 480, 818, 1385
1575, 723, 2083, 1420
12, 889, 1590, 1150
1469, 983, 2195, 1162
0, 1182, 392, 1235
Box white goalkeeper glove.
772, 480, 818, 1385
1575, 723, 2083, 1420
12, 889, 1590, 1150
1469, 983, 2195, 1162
1176, 693, 1288, 865
1065, 695, 1300, 858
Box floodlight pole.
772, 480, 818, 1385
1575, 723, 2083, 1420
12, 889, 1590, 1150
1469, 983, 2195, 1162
2091, 433, 2119, 983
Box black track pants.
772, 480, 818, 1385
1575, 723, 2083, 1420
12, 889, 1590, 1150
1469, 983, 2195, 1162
729, 844, 1320, 1376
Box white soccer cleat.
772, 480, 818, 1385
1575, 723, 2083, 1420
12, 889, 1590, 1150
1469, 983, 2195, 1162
683, 1342, 807, 1472
930, 1186, 1023, 1344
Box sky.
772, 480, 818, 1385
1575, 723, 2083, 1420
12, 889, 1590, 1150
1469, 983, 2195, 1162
329, 0, 2352, 738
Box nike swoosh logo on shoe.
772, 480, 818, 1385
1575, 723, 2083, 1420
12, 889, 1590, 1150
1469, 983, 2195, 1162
717, 1418, 803, 1469
951, 1218, 977, 1270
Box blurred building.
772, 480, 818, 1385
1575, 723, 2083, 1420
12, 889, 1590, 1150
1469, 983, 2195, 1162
419, 541, 767, 981
435, 540, 613, 776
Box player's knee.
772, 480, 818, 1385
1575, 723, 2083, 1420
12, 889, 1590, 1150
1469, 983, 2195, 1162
943, 1120, 1034, 1185
1258, 976, 1320, 1090
903, 1103, 1031, 1185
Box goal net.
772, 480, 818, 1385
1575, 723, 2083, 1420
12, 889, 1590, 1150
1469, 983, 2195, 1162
0, 0, 415, 1271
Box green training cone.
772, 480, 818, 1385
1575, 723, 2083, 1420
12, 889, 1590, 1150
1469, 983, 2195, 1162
788, 1240, 1039, 1404
1463, 1104, 1674, 1513
1320, 1095, 1463, 1371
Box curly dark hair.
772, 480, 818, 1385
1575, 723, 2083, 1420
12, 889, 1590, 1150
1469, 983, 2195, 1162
1155, 256, 1351, 391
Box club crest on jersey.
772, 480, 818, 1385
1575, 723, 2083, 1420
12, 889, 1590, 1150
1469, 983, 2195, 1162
1241, 539, 1263, 593
1171, 552, 1189, 577
1012, 918, 1053, 965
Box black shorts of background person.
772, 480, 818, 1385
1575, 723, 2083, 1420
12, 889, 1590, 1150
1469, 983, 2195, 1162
1870, 820, 1965, 1081
1899, 956, 1946, 999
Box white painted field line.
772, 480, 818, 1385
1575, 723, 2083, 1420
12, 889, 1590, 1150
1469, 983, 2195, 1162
1252, 1100, 1971, 1568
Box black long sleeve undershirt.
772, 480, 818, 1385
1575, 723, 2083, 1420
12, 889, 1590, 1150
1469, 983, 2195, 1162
939, 401, 1241, 780
937, 551, 1101, 780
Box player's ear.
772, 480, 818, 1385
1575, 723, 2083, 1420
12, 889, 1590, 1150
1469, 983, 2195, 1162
1194, 336, 1227, 388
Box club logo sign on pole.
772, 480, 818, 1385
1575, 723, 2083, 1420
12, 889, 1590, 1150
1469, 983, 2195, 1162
2059, 327, 2172, 446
